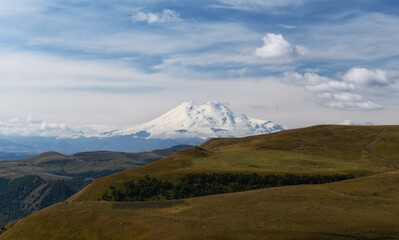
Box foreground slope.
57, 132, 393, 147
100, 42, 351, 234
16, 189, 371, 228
73, 125, 399, 201
2, 125, 399, 239
0, 145, 190, 224
2, 171, 399, 240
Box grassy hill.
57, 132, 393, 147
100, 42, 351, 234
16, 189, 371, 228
72, 125, 399, 201
0, 144, 192, 180
0, 145, 190, 224
2, 125, 399, 239
1, 170, 399, 240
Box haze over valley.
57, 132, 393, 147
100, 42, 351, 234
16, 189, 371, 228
1, 0, 399, 239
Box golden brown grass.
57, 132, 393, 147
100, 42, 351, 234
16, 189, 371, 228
2, 171, 399, 240
72, 125, 399, 201
2, 125, 399, 240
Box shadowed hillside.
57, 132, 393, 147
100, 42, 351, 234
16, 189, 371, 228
0, 145, 191, 224
2, 125, 399, 240
72, 125, 399, 201
1, 171, 399, 240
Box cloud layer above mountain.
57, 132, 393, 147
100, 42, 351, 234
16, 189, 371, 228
0, 0, 398, 131
282, 67, 394, 111
0, 116, 112, 138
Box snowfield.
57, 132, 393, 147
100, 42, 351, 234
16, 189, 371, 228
109, 101, 284, 139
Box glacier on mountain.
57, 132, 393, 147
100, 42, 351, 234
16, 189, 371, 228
110, 101, 284, 139
0, 101, 284, 158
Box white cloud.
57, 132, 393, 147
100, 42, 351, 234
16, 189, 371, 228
306, 13, 399, 60
278, 24, 296, 29
132, 9, 183, 24
305, 81, 355, 93
0, 116, 81, 138
343, 67, 390, 87
0, 0, 44, 16
0, 116, 114, 138
0, 50, 164, 90
322, 93, 382, 111
282, 69, 388, 111
154, 33, 306, 73
255, 33, 308, 61
24, 22, 258, 56
213, 0, 303, 10
340, 119, 374, 126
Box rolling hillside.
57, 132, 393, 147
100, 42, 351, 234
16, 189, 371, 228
2, 170, 399, 240
1, 125, 399, 240
72, 125, 399, 201
0, 145, 190, 224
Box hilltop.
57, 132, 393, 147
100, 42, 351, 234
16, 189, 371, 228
72, 125, 399, 201
0, 145, 190, 224
2, 125, 399, 239
2, 171, 399, 240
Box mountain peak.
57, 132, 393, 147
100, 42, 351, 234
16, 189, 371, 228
204, 100, 225, 107
111, 101, 284, 139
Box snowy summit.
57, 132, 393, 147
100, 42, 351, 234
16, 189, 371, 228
111, 101, 284, 139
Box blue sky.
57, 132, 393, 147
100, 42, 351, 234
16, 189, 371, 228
0, 0, 398, 133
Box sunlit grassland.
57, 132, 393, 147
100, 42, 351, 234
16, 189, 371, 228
2, 170, 399, 240
2, 125, 399, 240
72, 125, 399, 201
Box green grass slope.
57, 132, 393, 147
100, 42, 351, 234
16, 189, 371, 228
0, 146, 188, 180
0, 145, 190, 224
1, 170, 399, 240
72, 125, 399, 201
2, 125, 399, 240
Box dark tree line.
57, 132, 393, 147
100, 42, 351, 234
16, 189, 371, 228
102, 173, 354, 201
0, 225, 6, 235
0, 176, 44, 223
0, 176, 88, 224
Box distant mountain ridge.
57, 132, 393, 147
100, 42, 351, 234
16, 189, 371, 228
8, 125, 398, 240
0, 144, 191, 224
0, 101, 283, 158
109, 101, 284, 139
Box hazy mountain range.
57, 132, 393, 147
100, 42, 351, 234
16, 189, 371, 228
0, 144, 190, 224
0, 101, 283, 160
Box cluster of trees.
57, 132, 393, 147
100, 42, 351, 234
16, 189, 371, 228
0, 176, 44, 223
103, 175, 173, 201
0, 225, 6, 235
0, 176, 85, 224
103, 173, 354, 202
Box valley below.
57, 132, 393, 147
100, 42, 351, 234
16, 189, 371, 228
1, 125, 399, 239
0, 145, 191, 224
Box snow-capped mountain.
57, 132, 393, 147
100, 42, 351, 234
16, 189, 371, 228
110, 101, 284, 139
0, 101, 284, 158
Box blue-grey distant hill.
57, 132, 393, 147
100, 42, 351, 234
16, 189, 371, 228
0, 101, 283, 161
0, 144, 191, 224
0, 135, 204, 161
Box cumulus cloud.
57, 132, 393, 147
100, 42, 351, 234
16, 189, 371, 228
0, 116, 111, 138
340, 119, 374, 126
132, 9, 183, 24
343, 67, 390, 87
255, 33, 308, 61
305, 80, 355, 93
282, 68, 390, 111
0, 116, 81, 138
